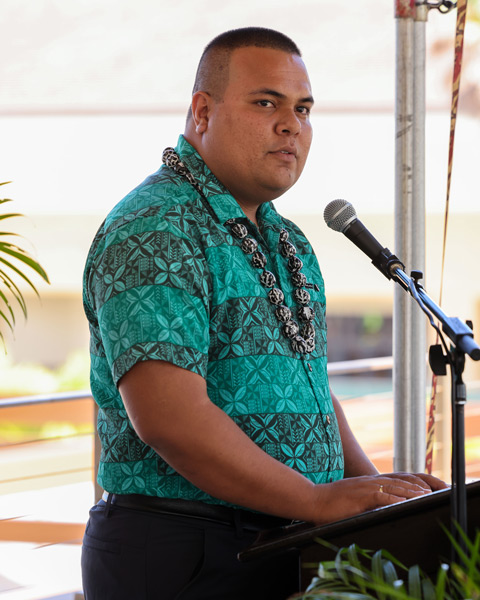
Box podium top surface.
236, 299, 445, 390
239, 479, 480, 563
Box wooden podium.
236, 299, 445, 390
239, 480, 480, 578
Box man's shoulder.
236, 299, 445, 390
104, 166, 197, 233
83, 166, 203, 275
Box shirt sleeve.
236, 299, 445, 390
86, 215, 211, 386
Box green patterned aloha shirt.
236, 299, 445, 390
83, 134, 344, 507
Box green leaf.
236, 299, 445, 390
346, 546, 369, 593
379, 560, 400, 588
335, 550, 351, 585
421, 579, 437, 600
0, 243, 49, 282
0, 308, 15, 331
370, 552, 406, 600
0, 185, 49, 348
347, 545, 364, 571
433, 563, 450, 599
407, 565, 422, 598
0, 269, 28, 315
0, 213, 23, 222
0, 256, 43, 297
0, 288, 16, 328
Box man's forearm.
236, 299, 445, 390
119, 361, 444, 526
330, 389, 378, 477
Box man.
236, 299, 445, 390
81, 27, 446, 600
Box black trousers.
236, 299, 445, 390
81, 501, 300, 600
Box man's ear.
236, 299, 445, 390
190, 91, 212, 134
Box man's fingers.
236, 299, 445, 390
375, 481, 426, 504
413, 472, 450, 491
382, 472, 444, 492
376, 490, 406, 506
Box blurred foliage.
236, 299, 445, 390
362, 314, 385, 336
296, 527, 480, 599
0, 182, 49, 347
0, 350, 92, 444
0, 349, 90, 397
0, 421, 93, 444
468, 0, 480, 22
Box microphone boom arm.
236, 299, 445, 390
389, 265, 480, 362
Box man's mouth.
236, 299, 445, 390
276, 147, 296, 155
271, 148, 297, 161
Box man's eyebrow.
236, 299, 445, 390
248, 88, 314, 104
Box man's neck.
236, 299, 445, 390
236, 201, 259, 227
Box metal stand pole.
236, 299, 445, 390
450, 347, 468, 548
394, 1, 427, 472
430, 342, 468, 554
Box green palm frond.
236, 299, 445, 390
296, 529, 480, 600
302, 544, 429, 600
443, 524, 480, 599
0, 182, 49, 347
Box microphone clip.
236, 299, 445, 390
371, 248, 407, 288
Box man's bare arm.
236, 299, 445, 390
331, 388, 448, 491
119, 360, 446, 524
331, 389, 379, 477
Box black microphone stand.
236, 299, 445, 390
324, 199, 479, 554
385, 260, 480, 555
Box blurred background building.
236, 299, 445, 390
1, 0, 479, 381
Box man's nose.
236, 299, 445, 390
275, 109, 301, 135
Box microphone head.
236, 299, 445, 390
324, 199, 357, 233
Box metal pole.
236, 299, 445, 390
393, 1, 427, 472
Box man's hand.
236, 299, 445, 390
383, 471, 448, 492
310, 472, 448, 525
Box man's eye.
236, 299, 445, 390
297, 106, 311, 115
258, 100, 274, 107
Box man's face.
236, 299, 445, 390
198, 46, 314, 215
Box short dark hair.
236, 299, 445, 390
187, 27, 302, 119
202, 27, 301, 56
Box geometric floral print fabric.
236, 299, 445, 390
83, 135, 344, 506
